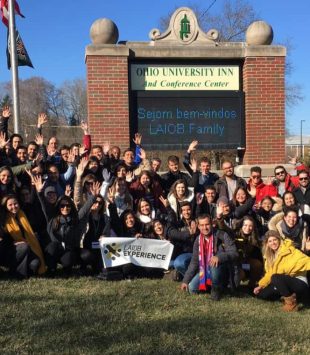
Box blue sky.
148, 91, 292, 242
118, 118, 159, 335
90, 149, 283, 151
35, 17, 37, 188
0, 0, 309, 135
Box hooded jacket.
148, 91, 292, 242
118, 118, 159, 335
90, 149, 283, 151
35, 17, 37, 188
268, 212, 308, 252
258, 239, 310, 288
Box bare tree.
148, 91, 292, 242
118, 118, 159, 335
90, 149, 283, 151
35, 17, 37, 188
159, 0, 257, 41
59, 79, 87, 125
3, 77, 64, 125
0, 77, 67, 138
283, 39, 304, 111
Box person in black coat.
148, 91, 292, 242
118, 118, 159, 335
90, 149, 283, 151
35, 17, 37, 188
293, 170, 310, 210
80, 194, 112, 274
183, 141, 219, 193
167, 201, 198, 277
39, 188, 97, 273
195, 185, 217, 219
160, 155, 192, 194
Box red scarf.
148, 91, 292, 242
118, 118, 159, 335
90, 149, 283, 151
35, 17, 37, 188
199, 233, 214, 291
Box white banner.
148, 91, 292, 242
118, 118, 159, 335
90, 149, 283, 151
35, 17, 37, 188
99, 237, 174, 270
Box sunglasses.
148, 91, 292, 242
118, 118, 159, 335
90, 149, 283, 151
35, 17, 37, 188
275, 171, 285, 176
251, 175, 261, 179
60, 204, 71, 209
299, 177, 309, 181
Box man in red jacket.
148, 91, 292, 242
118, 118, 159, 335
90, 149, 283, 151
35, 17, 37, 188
272, 165, 296, 196
247, 166, 277, 204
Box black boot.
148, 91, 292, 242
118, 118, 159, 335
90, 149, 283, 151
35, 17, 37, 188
210, 286, 222, 301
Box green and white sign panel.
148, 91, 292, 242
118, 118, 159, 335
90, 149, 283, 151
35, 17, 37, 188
131, 65, 239, 91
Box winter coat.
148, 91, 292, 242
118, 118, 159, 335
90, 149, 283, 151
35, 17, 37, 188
272, 174, 296, 195
258, 239, 310, 288
195, 197, 217, 219
182, 150, 219, 193
129, 179, 163, 210
167, 188, 195, 219
247, 180, 277, 203
166, 217, 198, 258
268, 212, 308, 252
160, 170, 192, 194
214, 175, 247, 200
294, 185, 310, 206
192, 171, 219, 193
114, 158, 151, 176
183, 229, 238, 285
82, 213, 111, 249
46, 196, 96, 250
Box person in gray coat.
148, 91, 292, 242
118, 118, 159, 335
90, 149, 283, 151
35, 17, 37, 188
181, 214, 238, 300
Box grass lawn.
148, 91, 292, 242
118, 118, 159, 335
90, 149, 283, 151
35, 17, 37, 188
0, 275, 309, 355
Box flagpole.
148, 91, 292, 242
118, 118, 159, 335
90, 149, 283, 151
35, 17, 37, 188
8, 0, 21, 134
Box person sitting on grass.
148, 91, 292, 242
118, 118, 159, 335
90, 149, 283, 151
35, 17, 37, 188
253, 230, 310, 311
107, 208, 164, 280
80, 194, 113, 275
2, 194, 47, 277
180, 214, 238, 301
37, 179, 99, 275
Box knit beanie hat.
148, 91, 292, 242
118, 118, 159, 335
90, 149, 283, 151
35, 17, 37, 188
216, 196, 229, 206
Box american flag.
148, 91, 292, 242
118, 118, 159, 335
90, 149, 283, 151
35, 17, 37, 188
0, 0, 25, 27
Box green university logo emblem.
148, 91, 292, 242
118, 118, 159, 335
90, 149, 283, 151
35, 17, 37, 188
180, 14, 190, 40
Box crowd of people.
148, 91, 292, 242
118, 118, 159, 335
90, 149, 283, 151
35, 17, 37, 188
0, 107, 309, 312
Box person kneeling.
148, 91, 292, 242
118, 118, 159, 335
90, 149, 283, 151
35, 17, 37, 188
180, 214, 238, 300
253, 230, 310, 312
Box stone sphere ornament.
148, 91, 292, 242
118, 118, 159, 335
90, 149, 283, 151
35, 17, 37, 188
246, 21, 273, 45
90, 18, 119, 45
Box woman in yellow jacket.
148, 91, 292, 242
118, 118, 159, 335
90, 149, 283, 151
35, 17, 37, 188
253, 230, 310, 312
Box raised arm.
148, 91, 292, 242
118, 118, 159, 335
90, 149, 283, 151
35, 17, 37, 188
0, 106, 10, 138
183, 140, 198, 176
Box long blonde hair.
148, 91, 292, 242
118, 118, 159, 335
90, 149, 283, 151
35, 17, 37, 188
262, 231, 283, 270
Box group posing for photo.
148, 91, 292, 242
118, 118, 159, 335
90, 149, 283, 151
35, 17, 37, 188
0, 109, 310, 312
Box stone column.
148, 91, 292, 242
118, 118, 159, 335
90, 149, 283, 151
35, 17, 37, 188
86, 19, 130, 150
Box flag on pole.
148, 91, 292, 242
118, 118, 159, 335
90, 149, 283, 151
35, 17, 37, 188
7, 28, 33, 68
0, 0, 25, 27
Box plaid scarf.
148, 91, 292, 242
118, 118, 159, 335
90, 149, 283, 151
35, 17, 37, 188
199, 233, 214, 291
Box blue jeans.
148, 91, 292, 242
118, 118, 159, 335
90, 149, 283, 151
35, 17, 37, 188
174, 253, 192, 276
188, 263, 226, 294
